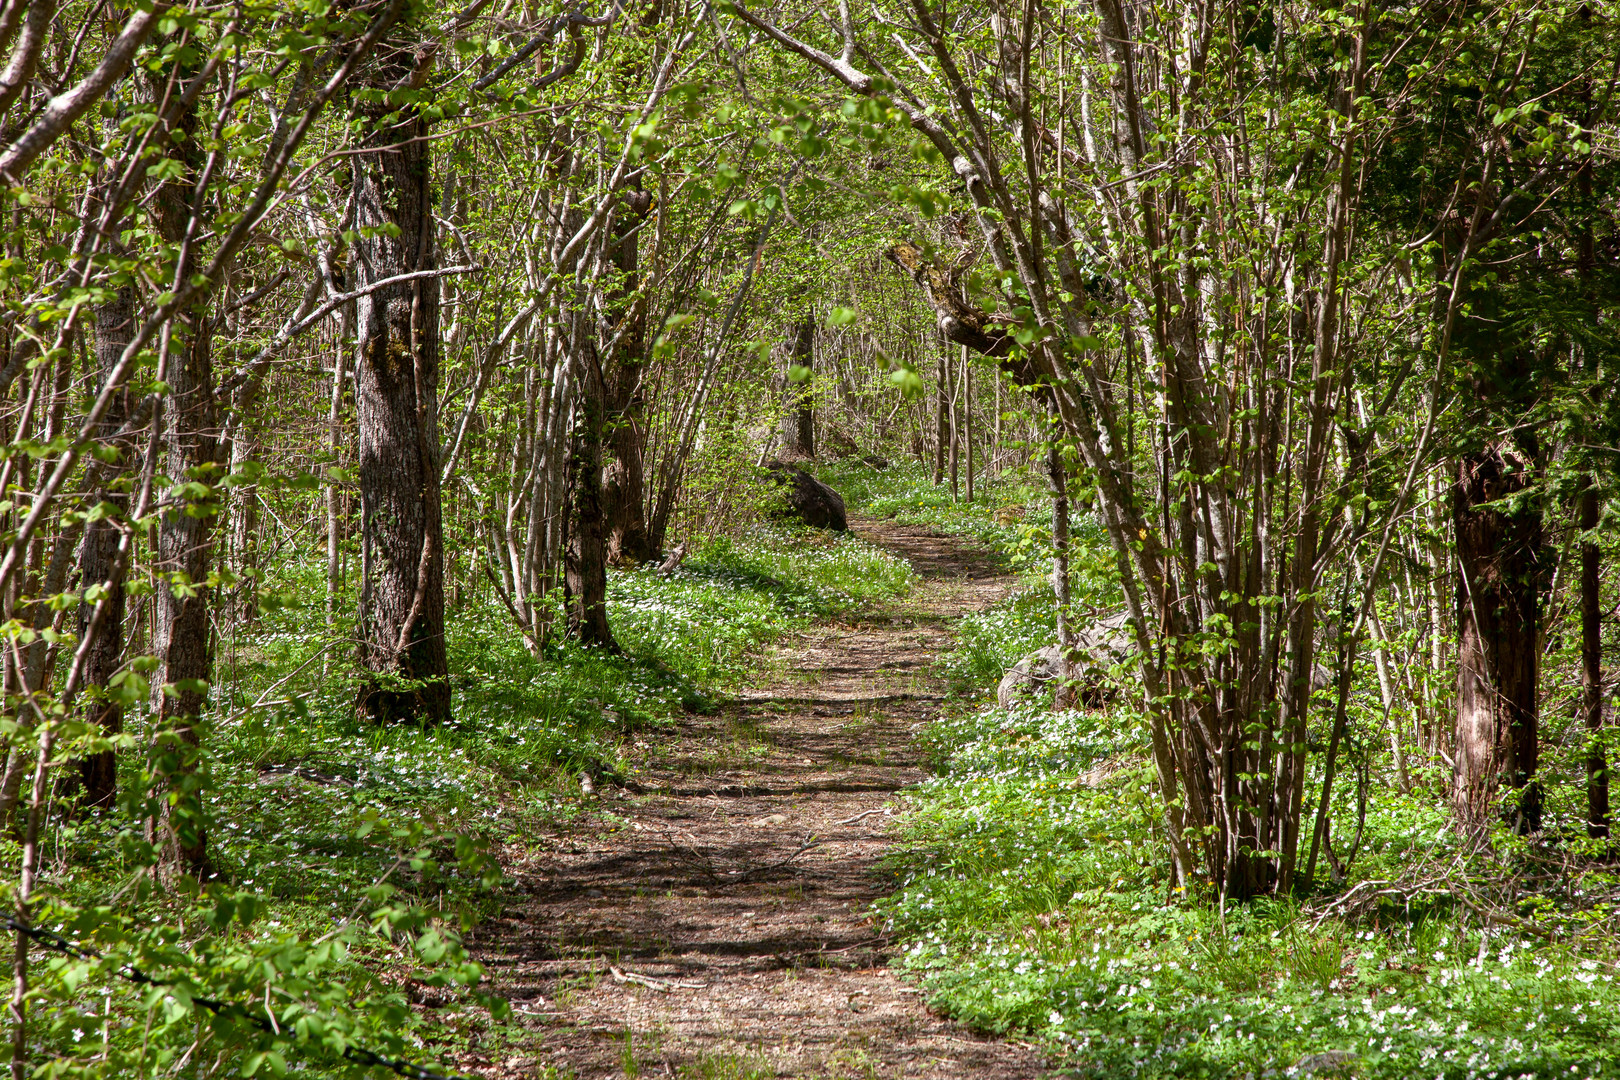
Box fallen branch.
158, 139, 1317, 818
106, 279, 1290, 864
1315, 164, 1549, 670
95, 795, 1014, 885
834, 808, 885, 826
608, 965, 706, 992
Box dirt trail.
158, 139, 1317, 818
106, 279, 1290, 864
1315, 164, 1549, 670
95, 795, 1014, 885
470, 520, 1043, 1079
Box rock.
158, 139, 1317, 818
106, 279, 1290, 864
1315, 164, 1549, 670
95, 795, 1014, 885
860, 453, 891, 470
764, 460, 847, 531
1295, 1050, 1358, 1076
997, 644, 1070, 710
823, 425, 861, 459
995, 610, 1337, 711
996, 611, 1134, 710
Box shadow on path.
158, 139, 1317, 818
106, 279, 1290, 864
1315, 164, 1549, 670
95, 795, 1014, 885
467, 519, 1045, 1079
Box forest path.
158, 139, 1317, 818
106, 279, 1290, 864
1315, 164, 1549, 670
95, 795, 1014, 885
470, 519, 1043, 1080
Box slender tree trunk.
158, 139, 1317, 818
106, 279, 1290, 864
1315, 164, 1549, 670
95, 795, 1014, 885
226, 412, 258, 622
1582, 479, 1609, 838
1368, 601, 1411, 793
1452, 446, 1542, 836
351, 60, 451, 724
326, 326, 347, 642
948, 351, 960, 500
77, 283, 133, 809
1047, 439, 1075, 708
779, 316, 815, 459
963, 345, 973, 503
932, 351, 948, 485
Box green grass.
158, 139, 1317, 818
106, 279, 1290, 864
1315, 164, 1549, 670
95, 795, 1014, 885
14, 521, 915, 1079
805, 462, 1620, 1079
882, 699, 1620, 1078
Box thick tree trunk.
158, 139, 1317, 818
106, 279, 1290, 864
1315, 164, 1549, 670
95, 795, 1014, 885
143, 78, 215, 881
149, 321, 217, 881
565, 348, 617, 650
780, 317, 815, 459
352, 97, 451, 724
77, 284, 134, 809
1453, 446, 1542, 836
1582, 479, 1609, 838
604, 187, 654, 566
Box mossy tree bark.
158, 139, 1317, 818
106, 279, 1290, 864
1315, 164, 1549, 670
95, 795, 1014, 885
352, 41, 451, 724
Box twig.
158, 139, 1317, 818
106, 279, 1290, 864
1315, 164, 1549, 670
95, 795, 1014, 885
608, 965, 706, 992
736, 833, 823, 881
834, 808, 885, 826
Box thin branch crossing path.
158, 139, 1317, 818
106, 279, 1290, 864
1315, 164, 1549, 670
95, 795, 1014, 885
470, 520, 1042, 1078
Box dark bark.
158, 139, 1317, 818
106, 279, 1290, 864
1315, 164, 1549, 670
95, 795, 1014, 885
1453, 445, 1542, 835
604, 186, 654, 566
352, 53, 451, 724
565, 351, 618, 650
144, 74, 215, 881
779, 317, 815, 459
148, 317, 217, 880
1582, 480, 1609, 838
76, 283, 134, 809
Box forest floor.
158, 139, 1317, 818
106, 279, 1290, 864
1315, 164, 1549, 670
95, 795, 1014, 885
467, 518, 1046, 1079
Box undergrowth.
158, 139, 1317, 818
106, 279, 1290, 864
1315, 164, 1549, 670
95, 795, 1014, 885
9, 523, 912, 1078
829, 462, 1620, 1079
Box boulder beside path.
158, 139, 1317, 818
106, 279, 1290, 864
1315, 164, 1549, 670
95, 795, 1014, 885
997, 611, 1133, 710
764, 460, 848, 531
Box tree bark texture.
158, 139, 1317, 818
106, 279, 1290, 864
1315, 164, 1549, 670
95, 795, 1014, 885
565, 342, 617, 650
1452, 446, 1542, 835
77, 284, 134, 808
149, 317, 217, 881
352, 87, 451, 724
145, 82, 215, 881
779, 316, 815, 459
1582, 480, 1609, 838
604, 186, 654, 566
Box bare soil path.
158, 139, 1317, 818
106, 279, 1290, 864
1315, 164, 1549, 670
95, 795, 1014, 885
469, 519, 1044, 1079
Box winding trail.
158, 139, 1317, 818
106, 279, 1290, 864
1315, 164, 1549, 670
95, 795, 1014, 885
471, 519, 1043, 1079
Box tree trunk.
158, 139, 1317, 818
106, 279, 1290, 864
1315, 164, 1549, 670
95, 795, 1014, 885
77, 283, 134, 809
565, 344, 617, 650
1452, 445, 1542, 836
932, 351, 948, 485
326, 324, 348, 645
1047, 441, 1075, 707
1582, 479, 1609, 838
962, 346, 973, 503
779, 316, 815, 459
604, 187, 654, 565
352, 76, 451, 724
226, 415, 258, 622
149, 320, 217, 881
947, 351, 960, 500
143, 75, 216, 882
